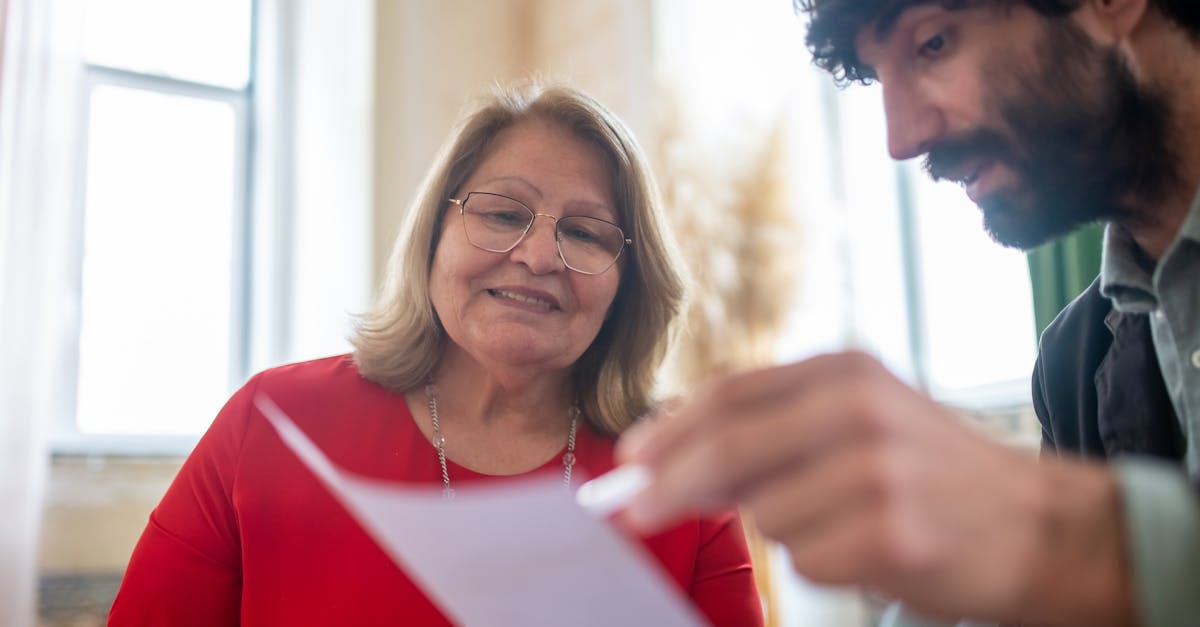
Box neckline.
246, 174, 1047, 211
402, 390, 587, 480
437, 440, 574, 480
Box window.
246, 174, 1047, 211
57, 0, 254, 452
777, 81, 1037, 411
52, 0, 374, 454
646, 0, 1036, 410
905, 161, 1038, 407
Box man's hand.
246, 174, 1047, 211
617, 351, 1133, 626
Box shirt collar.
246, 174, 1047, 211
1100, 186, 1200, 313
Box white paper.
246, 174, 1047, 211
255, 395, 709, 627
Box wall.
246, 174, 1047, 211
39, 458, 179, 575
371, 0, 652, 284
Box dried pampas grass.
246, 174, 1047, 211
652, 85, 805, 394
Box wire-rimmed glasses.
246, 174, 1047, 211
448, 192, 631, 275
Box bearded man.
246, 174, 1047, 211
618, 2, 1200, 625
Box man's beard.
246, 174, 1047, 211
923, 17, 1176, 250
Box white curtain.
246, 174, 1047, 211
0, 0, 81, 624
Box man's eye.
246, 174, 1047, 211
918, 33, 947, 57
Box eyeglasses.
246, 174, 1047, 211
448, 192, 631, 275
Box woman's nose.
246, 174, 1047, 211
508, 214, 566, 274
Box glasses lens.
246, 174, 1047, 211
557, 216, 626, 274
461, 193, 534, 252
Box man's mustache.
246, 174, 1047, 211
923, 129, 1014, 182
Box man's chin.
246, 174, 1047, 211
980, 202, 1064, 251
984, 207, 1099, 251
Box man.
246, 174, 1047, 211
618, 1, 1200, 625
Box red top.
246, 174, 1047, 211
109, 355, 762, 626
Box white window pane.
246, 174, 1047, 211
82, 0, 252, 89
76, 85, 237, 435
911, 173, 1038, 394
838, 87, 917, 383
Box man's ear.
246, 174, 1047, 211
1072, 0, 1150, 44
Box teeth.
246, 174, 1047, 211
490, 289, 552, 309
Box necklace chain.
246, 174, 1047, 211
424, 382, 578, 499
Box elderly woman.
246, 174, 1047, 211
109, 81, 762, 626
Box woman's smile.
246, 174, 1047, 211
486, 287, 560, 312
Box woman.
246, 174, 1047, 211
109, 81, 762, 626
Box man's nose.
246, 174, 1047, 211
881, 77, 945, 161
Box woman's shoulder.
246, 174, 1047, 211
245, 353, 404, 421
221, 353, 420, 475
244, 354, 388, 401
254, 353, 360, 384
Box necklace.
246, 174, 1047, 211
424, 382, 578, 499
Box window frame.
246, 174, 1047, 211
51, 7, 256, 456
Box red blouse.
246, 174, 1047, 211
109, 355, 763, 626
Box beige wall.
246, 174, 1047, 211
38, 457, 180, 574
371, 0, 652, 288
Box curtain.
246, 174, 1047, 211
0, 0, 81, 624
1026, 223, 1104, 340
0, 0, 41, 621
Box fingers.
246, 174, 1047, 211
623, 395, 818, 529
610, 347, 1115, 625
623, 355, 901, 531
746, 440, 888, 546
744, 439, 924, 588
618, 351, 883, 467
782, 501, 887, 587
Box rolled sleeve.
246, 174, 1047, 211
1115, 459, 1200, 627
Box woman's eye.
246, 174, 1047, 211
564, 227, 597, 242
480, 211, 526, 226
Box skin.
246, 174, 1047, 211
415, 116, 622, 475
619, 0, 1200, 624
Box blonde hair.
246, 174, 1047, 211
352, 81, 688, 436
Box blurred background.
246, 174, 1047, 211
1, 1, 1077, 625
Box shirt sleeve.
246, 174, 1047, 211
691, 512, 765, 627
107, 375, 260, 626
1113, 458, 1200, 627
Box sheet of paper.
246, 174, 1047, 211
255, 395, 709, 627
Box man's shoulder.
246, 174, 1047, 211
1038, 276, 1111, 357
1032, 275, 1124, 457
1032, 275, 1112, 448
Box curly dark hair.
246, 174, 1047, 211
796, 0, 1200, 85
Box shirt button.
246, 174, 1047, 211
1192, 350, 1200, 370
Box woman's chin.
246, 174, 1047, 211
469, 340, 579, 373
